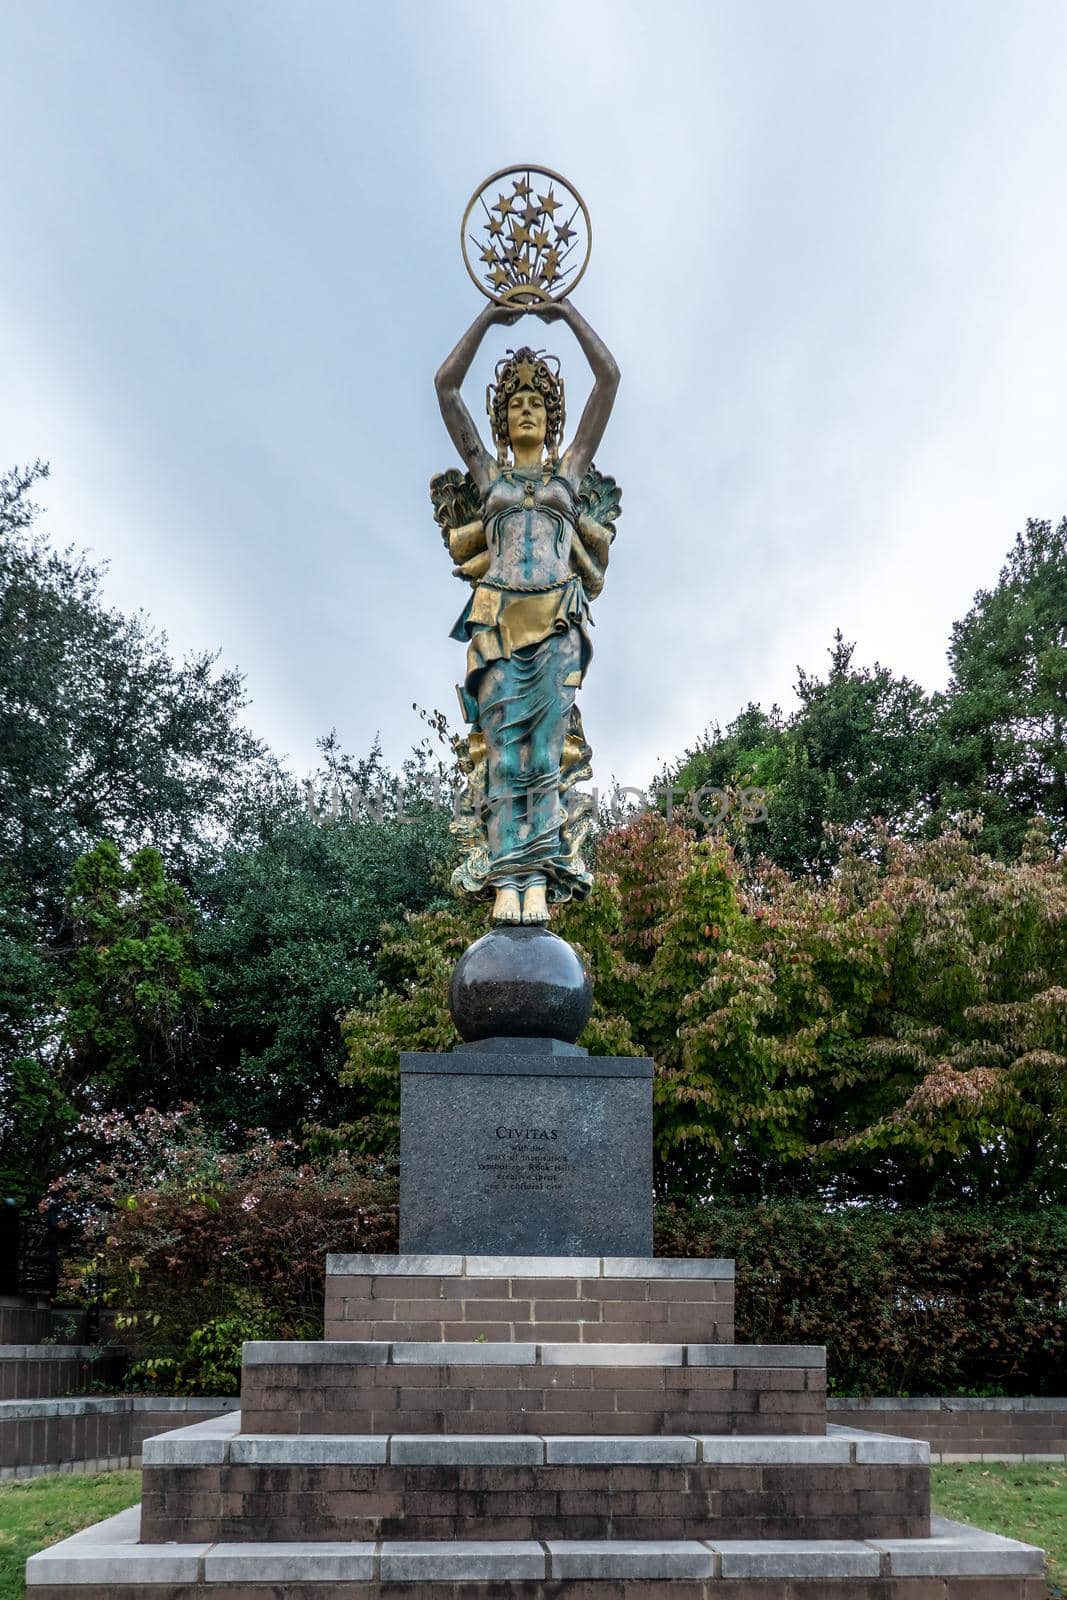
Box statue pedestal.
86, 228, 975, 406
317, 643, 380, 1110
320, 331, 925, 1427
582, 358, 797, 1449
399, 1040, 653, 1256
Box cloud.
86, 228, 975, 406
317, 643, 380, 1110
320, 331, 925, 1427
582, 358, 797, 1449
1, 0, 1064, 792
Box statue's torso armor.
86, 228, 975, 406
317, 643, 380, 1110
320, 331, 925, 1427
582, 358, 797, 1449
482, 470, 576, 590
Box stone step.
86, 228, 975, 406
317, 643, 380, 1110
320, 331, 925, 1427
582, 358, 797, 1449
240, 1339, 826, 1436
27, 1504, 1046, 1596
139, 1416, 930, 1544
325, 1253, 735, 1344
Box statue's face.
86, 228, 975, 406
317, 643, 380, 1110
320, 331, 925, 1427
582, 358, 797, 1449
507, 387, 547, 451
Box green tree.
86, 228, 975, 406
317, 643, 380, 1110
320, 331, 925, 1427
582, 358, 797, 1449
60, 840, 209, 1109
193, 807, 454, 1134
0, 462, 267, 936
338, 815, 1066, 1206
662, 635, 936, 876
932, 516, 1067, 855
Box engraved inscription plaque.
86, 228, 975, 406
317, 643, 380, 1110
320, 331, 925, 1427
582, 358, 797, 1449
399, 1049, 653, 1256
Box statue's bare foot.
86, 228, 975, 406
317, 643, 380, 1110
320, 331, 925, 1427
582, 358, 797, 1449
493, 887, 522, 924
522, 885, 550, 924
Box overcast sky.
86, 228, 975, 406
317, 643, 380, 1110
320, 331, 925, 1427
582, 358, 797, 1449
3, 0, 1065, 795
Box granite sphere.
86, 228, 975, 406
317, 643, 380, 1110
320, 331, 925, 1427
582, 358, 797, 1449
449, 925, 593, 1043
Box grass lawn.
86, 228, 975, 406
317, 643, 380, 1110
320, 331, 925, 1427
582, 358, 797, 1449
0, 1463, 1062, 1598
0, 1470, 140, 1600
931, 1462, 1065, 1595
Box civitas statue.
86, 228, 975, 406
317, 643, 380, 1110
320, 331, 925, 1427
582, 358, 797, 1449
432, 165, 620, 931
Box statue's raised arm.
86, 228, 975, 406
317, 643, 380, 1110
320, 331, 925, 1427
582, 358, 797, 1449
539, 300, 620, 487
434, 302, 520, 494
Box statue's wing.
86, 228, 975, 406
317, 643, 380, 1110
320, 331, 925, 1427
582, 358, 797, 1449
430, 468, 487, 583
576, 464, 622, 536
572, 464, 622, 600
430, 468, 482, 540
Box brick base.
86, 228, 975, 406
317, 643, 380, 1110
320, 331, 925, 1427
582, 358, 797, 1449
140, 1459, 930, 1544
240, 1350, 824, 1437
324, 1256, 735, 1345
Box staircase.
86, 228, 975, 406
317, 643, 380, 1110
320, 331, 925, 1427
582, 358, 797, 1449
28, 1252, 1045, 1596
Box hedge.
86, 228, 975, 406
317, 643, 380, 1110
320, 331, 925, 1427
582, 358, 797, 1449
66, 1166, 1066, 1395
657, 1202, 1067, 1396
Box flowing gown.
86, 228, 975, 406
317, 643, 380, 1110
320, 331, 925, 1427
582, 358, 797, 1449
450, 467, 592, 898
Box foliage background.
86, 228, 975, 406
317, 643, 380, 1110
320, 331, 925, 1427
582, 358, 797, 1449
3, 465, 1066, 1396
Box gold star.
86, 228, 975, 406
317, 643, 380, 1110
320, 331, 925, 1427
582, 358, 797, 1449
480, 245, 500, 265
555, 220, 575, 245
512, 176, 532, 198
543, 248, 560, 275
494, 193, 513, 215
522, 202, 541, 226
509, 223, 531, 247
532, 229, 551, 250
487, 216, 504, 236
514, 253, 532, 277
490, 264, 510, 287
538, 189, 560, 216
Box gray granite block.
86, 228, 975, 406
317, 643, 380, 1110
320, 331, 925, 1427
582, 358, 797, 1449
141, 1413, 239, 1465
601, 1257, 734, 1279
390, 1434, 544, 1465
26, 1506, 208, 1585
829, 1395, 940, 1411
541, 1342, 683, 1366
547, 1540, 715, 1579
709, 1539, 881, 1579
204, 1543, 376, 1581
129, 1395, 239, 1412
392, 1341, 537, 1364
242, 1340, 391, 1365
401, 1057, 653, 1256
872, 1517, 1046, 1576
545, 1436, 698, 1464
853, 1433, 930, 1465
230, 1436, 388, 1465
697, 1436, 851, 1465
464, 1254, 602, 1277
327, 1253, 464, 1275
0, 1398, 125, 1420
688, 1343, 823, 1367
379, 1540, 545, 1580
826, 1424, 930, 1463
944, 1395, 1017, 1411
0, 1345, 102, 1360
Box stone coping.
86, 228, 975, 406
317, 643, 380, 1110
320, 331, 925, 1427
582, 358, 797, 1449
142, 1415, 927, 1467
0, 1395, 238, 1422
326, 1253, 734, 1279
26, 1506, 1043, 1583
400, 1052, 652, 1078
243, 1338, 820, 1368
0, 1345, 111, 1360
829, 1394, 1067, 1411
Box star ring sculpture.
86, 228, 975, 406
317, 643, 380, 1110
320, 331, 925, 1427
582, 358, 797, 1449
461, 164, 592, 306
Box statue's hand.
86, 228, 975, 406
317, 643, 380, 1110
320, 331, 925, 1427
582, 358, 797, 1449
534, 300, 567, 324
488, 303, 524, 326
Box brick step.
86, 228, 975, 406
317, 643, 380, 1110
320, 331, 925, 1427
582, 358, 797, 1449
0, 1347, 124, 1400
325, 1254, 734, 1344
27, 1503, 1046, 1597
240, 1340, 825, 1436
139, 1417, 930, 1544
